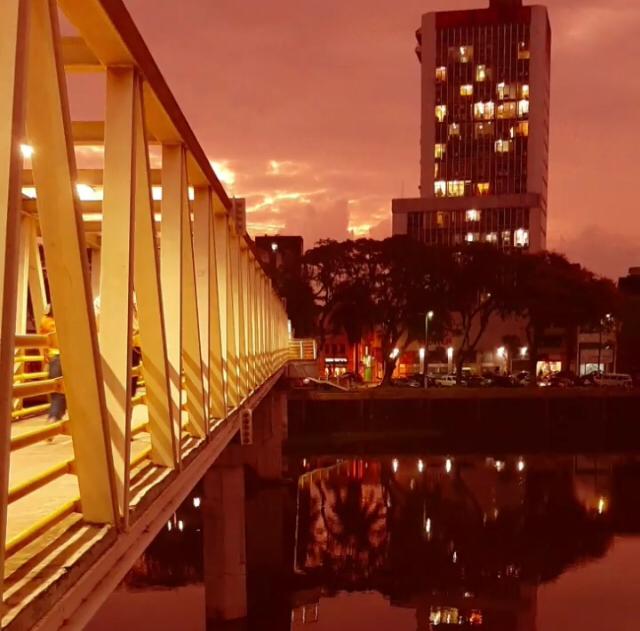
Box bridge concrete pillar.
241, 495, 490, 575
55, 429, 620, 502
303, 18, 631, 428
240, 389, 286, 481
203, 463, 247, 624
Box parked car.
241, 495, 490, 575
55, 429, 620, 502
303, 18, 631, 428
515, 371, 531, 386
486, 374, 518, 387
434, 374, 458, 387
463, 374, 489, 387
592, 373, 633, 388
546, 371, 579, 388
392, 376, 423, 388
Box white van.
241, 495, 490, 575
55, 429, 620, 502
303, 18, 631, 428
592, 373, 633, 388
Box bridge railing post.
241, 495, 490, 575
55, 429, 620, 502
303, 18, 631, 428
100, 65, 137, 522
0, 0, 29, 599
133, 81, 175, 469
25, 0, 118, 524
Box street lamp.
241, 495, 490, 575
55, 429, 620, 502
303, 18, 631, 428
419, 347, 425, 375
447, 346, 454, 374
424, 310, 434, 388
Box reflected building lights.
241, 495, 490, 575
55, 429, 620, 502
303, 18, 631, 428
392, 458, 399, 473
445, 458, 453, 474
418, 459, 425, 473
193, 496, 201, 508
517, 458, 525, 472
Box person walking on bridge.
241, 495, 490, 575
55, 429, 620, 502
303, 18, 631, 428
39, 304, 66, 423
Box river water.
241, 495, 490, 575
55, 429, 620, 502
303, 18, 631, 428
88, 453, 640, 630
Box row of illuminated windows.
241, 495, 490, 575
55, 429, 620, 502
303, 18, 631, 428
435, 137, 516, 159
445, 43, 530, 65
435, 99, 529, 122
441, 120, 529, 140
436, 66, 529, 87
434, 180, 491, 197
464, 228, 529, 247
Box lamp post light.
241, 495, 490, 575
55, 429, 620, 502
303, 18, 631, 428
419, 347, 425, 375
424, 311, 434, 388
447, 346, 454, 374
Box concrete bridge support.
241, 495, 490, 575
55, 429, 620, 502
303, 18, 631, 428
203, 464, 247, 625
203, 388, 290, 628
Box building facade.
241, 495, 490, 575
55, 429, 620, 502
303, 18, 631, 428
393, 0, 551, 252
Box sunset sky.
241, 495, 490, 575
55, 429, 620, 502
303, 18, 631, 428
117, 0, 639, 279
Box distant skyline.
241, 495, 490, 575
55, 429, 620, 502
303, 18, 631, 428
87, 0, 638, 278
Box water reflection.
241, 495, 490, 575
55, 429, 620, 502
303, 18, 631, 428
89, 454, 640, 631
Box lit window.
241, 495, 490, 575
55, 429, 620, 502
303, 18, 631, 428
465, 232, 477, 243
448, 123, 460, 138
434, 162, 439, 178
494, 139, 513, 153
466, 209, 480, 222
476, 64, 487, 82
497, 102, 517, 119
473, 101, 494, 120
476, 182, 490, 195
436, 211, 446, 227
496, 82, 517, 100
516, 121, 529, 137
460, 84, 473, 96
518, 41, 530, 60
449, 45, 473, 63
447, 180, 465, 197
514, 228, 529, 247
474, 122, 494, 138
435, 105, 447, 122
502, 230, 511, 245
485, 232, 498, 243
435, 66, 447, 81
520, 84, 530, 99
434, 143, 446, 159
518, 99, 529, 117
434, 181, 446, 197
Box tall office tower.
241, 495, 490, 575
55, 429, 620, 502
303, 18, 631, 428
392, 0, 550, 251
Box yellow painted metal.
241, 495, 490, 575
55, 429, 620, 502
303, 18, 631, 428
193, 187, 211, 425
236, 239, 249, 398
0, 0, 29, 590
131, 421, 149, 437
13, 376, 63, 399
101, 66, 137, 521
8, 459, 74, 504
11, 402, 51, 420
180, 156, 206, 439
4, 498, 80, 558
25, 0, 117, 524
10, 419, 69, 450
14, 334, 49, 348
2, 0, 291, 606
207, 196, 225, 419
15, 215, 30, 333
226, 226, 240, 408
161, 144, 185, 462
130, 446, 152, 469
133, 82, 175, 469
13, 354, 45, 363
213, 210, 230, 410
27, 215, 47, 325
14, 371, 48, 382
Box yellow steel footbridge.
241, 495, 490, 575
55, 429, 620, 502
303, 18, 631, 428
0, 1, 298, 627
